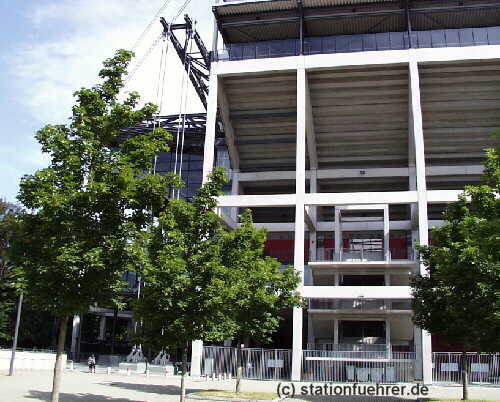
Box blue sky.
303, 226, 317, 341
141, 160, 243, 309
0, 0, 212, 204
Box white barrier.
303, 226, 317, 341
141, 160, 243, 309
0, 349, 66, 371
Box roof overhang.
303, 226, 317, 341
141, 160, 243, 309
214, 0, 500, 43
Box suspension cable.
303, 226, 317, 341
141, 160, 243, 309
173, 29, 192, 179
132, 0, 174, 53
176, 29, 195, 199
152, 33, 170, 175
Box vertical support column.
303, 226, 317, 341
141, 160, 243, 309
334, 208, 341, 261
202, 74, 219, 184
231, 169, 240, 222
211, 0, 220, 62
191, 339, 203, 376
70, 315, 81, 360
333, 319, 339, 345
385, 319, 391, 348
195, 70, 219, 377
307, 313, 314, 347
98, 316, 106, 341
309, 169, 317, 262
409, 53, 432, 384
291, 66, 307, 382
383, 204, 390, 261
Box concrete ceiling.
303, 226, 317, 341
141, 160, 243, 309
420, 60, 500, 167
308, 64, 409, 169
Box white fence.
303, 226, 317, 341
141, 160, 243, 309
202, 346, 292, 380
303, 350, 415, 383
202, 347, 500, 385
433, 352, 500, 385
0, 348, 65, 371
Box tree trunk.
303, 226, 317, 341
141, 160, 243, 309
462, 350, 469, 400
110, 307, 118, 354
51, 316, 68, 402
180, 346, 188, 402
236, 343, 243, 394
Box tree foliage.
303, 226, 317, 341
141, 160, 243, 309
10, 49, 177, 401
411, 138, 500, 352
134, 168, 302, 350
0, 199, 22, 341
11, 49, 176, 318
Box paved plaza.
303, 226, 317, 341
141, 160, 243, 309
1, 369, 500, 401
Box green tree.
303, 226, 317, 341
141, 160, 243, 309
11, 50, 176, 402
134, 168, 302, 402
411, 138, 500, 400
0, 199, 21, 342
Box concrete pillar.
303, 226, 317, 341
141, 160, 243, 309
191, 340, 203, 376
333, 319, 339, 345
291, 65, 307, 382
307, 312, 314, 347
334, 208, 341, 261
98, 316, 106, 341
383, 204, 390, 261
231, 169, 240, 222
202, 74, 219, 184
309, 169, 318, 263
414, 325, 423, 379
409, 52, 432, 384
385, 319, 391, 348
70, 315, 81, 360
194, 57, 220, 378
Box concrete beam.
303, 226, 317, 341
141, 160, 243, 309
218, 80, 240, 171
301, 286, 412, 299
212, 45, 500, 77
252, 219, 444, 232
217, 190, 459, 208
305, 73, 318, 169
236, 165, 484, 183
217, 194, 296, 207
304, 191, 418, 206
202, 74, 219, 184
304, 207, 316, 232
337, 204, 387, 211
427, 190, 462, 203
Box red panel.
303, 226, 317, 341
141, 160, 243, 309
390, 238, 407, 259
264, 239, 309, 264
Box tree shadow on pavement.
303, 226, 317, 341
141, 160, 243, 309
289, 397, 415, 401
102, 381, 205, 395
26, 390, 147, 402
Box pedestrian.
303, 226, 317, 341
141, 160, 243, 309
88, 354, 96, 373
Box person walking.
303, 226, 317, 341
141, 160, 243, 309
87, 354, 96, 373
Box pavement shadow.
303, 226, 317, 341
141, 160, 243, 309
103, 381, 205, 396
26, 390, 147, 402
290, 397, 415, 401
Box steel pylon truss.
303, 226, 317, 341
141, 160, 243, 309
161, 14, 210, 110
120, 113, 223, 153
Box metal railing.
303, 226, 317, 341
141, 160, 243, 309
308, 299, 412, 311
202, 346, 292, 381
309, 298, 386, 311
217, 26, 500, 61
303, 350, 416, 383
314, 247, 414, 262
307, 343, 388, 353
432, 352, 500, 385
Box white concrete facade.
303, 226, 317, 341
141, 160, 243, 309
201, 37, 500, 382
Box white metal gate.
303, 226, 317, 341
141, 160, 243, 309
202, 346, 292, 380
433, 352, 500, 385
